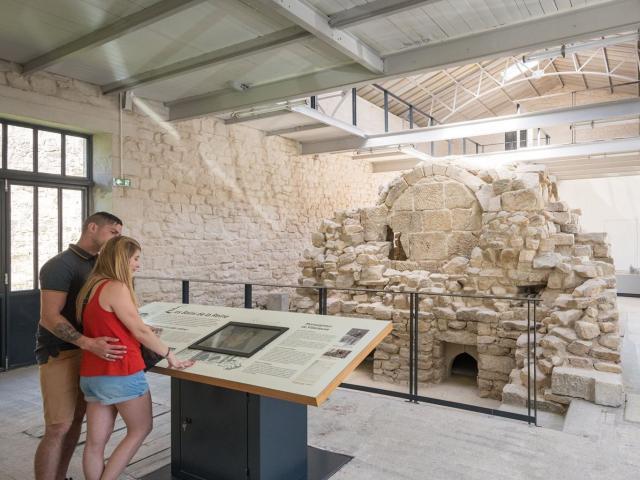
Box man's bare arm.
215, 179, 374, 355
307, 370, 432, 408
40, 290, 126, 360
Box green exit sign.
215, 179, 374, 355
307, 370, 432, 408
113, 177, 131, 187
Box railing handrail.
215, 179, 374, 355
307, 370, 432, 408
135, 275, 542, 302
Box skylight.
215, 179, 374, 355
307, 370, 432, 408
501, 60, 539, 83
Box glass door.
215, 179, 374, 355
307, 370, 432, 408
4, 183, 86, 368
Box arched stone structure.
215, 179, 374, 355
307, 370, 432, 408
296, 160, 623, 412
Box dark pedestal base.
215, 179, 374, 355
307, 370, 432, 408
141, 446, 352, 480
144, 378, 352, 480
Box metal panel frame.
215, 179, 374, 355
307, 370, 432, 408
21, 0, 205, 74
253, 0, 384, 73
328, 0, 440, 29
169, 0, 640, 120
101, 26, 312, 95
300, 98, 640, 154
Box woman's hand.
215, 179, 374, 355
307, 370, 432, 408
167, 351, 195, 370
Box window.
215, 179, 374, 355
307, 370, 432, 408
1, 119, 91, 291
505, 131, 517, 151
1, 121, 90, 178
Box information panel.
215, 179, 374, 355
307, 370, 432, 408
140, 302, 392, 406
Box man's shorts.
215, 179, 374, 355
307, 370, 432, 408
39, 349, 84, 425
80, 371, 149, 405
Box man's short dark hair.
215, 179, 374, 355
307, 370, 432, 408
82, 212, 123, 232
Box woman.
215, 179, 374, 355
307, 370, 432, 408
76, 236, 193, 480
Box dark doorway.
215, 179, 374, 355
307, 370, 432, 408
451, 353, 478, 378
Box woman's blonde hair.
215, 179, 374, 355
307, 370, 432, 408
76, 236, 141, 322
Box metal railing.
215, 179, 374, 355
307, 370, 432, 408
137, 275, 540, 425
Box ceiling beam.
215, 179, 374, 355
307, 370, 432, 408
169, 0, 640, 121
265, 123, 327, 136
289, 105, 367, 138
328, 0, 440, 29
253, 0, 384, 73
224, 109, 290, 124
101, 26, 310, 95
21, 0, 203, 74
602, 47, 615, 94
300, 98, 640, 154
371, 137, 640, 172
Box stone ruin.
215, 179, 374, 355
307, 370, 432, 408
294, 161, 624, 412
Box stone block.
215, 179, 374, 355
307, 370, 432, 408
437, 330, 476, 345
567, 340, 592, 356
547, 201, 569, 212
532, 252, 562, 269
408, 232, 448, 260
575, 321, 600, 340
492, 179, 512, 195
575, 232, 607, 244
551, 233, 575, 246
549, 309, 581, 327
392, 191, 413, 211
478, 354, 515, 374
549, 327, 577, 343
413, 182, 444, 210
451, 208, 481, 230
573, 278, 606, 297
590, 346, 620, 362
402, 165, 426, 185
442, 256, 469, 274
448, 231, 478, 257
573, 264, 598, 278
475, 184, 494, 211
445, 182, 476, 208
598, 333, 619, 350
389, 212, 411, 232
422, 210, 452, 231
385, 178, 409, 207
501, 188, 543, 211
552, 366, 624, 406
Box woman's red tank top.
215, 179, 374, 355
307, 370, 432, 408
79, 280, 145, 376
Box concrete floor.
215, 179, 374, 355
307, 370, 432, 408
1, 297, 640, 480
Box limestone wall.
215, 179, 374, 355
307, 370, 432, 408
295, 161, 623, 411
0, 59, 386, 306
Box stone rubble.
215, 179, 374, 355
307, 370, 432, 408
294, 160, 623, 412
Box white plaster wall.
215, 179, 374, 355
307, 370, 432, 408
557, 176, 640, 270
0, 59, 386, 307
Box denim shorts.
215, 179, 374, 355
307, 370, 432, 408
80, 371, 149, 405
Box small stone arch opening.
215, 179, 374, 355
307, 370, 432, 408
450, 352, 478, 378
386, 226, 407, 261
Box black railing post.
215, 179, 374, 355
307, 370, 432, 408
182, 280, 189, 304
413, 292, 419, 401
244, 284, 252, 309
318, 287, 327, 315
408, 293, 415, 401
351, 87, 357, 126
310, 95, 317, 110
533, 300, 538, 426
526, 300, 532, 423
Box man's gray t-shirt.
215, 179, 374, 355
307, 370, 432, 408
35, 244, 96, 364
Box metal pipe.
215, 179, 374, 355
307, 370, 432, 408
384, 90, 389, 132
352, 87, 357, 126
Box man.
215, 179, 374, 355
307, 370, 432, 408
34, 212, 126, 480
